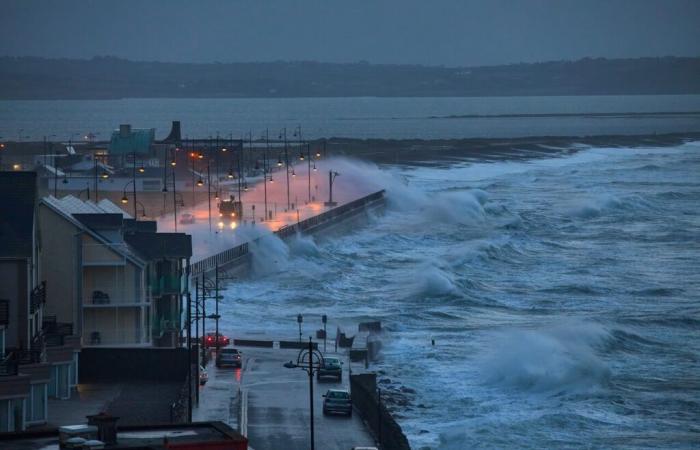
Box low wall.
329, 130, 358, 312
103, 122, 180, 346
279, 341, 319, 350
79, 347, 189, 383
233, 339, 274, 348
351, 373, 411, 450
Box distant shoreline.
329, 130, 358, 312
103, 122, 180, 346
324, 131, 700, 165
6, 132, 698, 167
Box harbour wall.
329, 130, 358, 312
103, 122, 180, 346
190, 189, 385, 277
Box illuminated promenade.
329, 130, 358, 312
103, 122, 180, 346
157, 157, 384, 261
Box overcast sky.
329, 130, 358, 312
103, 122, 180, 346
1, 0, 699, 66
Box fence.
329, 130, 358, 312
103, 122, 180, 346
190, 190, 385, 276
351, 373, 411, 450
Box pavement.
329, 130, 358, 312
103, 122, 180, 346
193, 345, 377, 450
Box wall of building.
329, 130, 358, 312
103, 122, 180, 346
37, 204, 79, 327
79, 347, 188, 382
0, 259, 27, 348
83, 307, 144, 346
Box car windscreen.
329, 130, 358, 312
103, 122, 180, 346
327, 391, 349, 399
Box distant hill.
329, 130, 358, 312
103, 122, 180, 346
0, 56, 699, 99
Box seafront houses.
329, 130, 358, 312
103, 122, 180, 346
0, 172, 79, 432
37, 195, 191, 348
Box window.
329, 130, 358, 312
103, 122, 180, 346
0, 398, 25, 432
49, 363, 71, 400
25, 384, 47, 424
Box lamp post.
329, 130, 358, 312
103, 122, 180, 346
324, 171, 339, 207
279, 128, 290, 211
322, 315, 327, 352
297, 314, 303, 342
121, 179, 138, 219
263, 129, 269, 221
283, 337, 324, 450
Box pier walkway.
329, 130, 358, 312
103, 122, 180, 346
157, 159, 385, 276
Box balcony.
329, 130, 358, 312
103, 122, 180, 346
30, 281, 46, 314
42, 317, 74, 347
149, 275, 182, 296
0, 299, 8, 326
0, 355, 18, 377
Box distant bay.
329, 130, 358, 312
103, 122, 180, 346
1, 95, 700, 141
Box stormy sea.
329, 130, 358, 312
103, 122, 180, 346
219, 141, 700, 449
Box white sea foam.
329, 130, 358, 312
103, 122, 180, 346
480, 320, 611, 393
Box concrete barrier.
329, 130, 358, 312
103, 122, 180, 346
351, 373, 411, 450
279, 341, 319, 350
232, 339, 274, 348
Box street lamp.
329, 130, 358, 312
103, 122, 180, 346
324, 171, 340, 207
283, 338, 324, 450
297, 314, 303, 342
322, 315, 327, 352
122, 179, 138, 218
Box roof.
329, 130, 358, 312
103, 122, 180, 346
73, 213, 125, 230
40, 195, 143, 266
44, 195, 132, 219
109, 128, 155, 155
0, 172, 36, 257
0, 421, 247, 450
124, 232, 193, 260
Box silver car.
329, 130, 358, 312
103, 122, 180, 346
322, 389, 352, 416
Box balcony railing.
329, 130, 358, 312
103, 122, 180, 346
0, 349, 42, 376
0, 355, 18, 377
30, 281, 46, 314
42, 316, 74, 347
0, 299, 8, 326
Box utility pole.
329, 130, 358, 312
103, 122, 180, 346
215, 264, 220, 354
308, 337, 315, 450
264, 129, 269, 221
281, 128, 290, 211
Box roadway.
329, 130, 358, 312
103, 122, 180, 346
194, 345, 377, 450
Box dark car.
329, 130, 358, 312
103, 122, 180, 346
322, 389, 352, 416
203, 332, 230, 348
317, 356, 342, 381
216, 348, 242, 368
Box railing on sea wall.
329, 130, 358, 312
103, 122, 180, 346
190, 190, 385, 276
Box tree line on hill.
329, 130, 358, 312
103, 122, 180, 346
0, 56, 698, 99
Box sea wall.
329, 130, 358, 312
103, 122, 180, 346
191, 189, 385, 277
351, 373, 412, 450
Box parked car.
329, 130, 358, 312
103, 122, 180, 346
317, 356, 342, 381
199, 366, 208, 385
179, 213, 195, 224
216, 348, 242, 368
322, 389, 352, 416
203, 332, 230, 348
